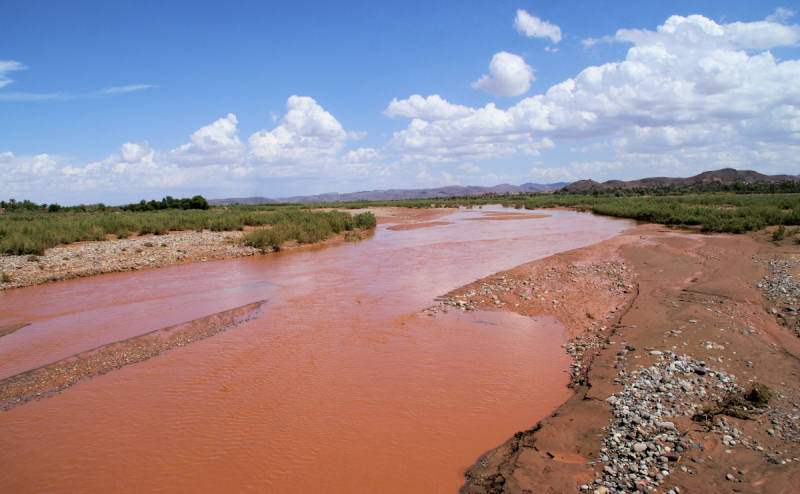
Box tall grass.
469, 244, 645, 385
241, 210, 375, 252
515, 194, 800, 233
0, 208, 376, 255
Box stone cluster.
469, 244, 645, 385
584, 352, 740, 494
755, 256, 800, 336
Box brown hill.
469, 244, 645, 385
210, 182, 568, 205
561, 168, 799, 193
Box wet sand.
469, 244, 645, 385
465, 212, 549, 221
0, 322, 29, 338
387, 221, 454, 231
460, 225, 800, 493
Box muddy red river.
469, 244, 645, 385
0, 207, 630, 493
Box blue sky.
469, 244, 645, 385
1, 1, 799, 204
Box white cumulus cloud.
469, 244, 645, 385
472, 51, 534, 97
5, 12, 800, 202
385, 94, 474, 120
172, 113, 244, 166
1, 94, 386, 203
514, 10, 562, 43
248, 95, 349, 165
389, 13, 800, 178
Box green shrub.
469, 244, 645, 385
773, 225, 786, 241
354, 212, 377, 229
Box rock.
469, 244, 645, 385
633, 442, 648, 453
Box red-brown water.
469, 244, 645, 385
0, 208, 629, 493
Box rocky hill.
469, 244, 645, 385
210, 168, 799, 205
561, 168, 800, 193
210, 182, 567, 205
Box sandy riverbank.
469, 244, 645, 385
457, 224, 800, 493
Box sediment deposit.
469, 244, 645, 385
460, 225, 800, 493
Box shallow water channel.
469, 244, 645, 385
0, 207, 630, 493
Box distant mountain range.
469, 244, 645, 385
209, 182, 568, 205
210, 168, 800, 205
561, 168, 800, 193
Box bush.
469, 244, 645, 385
241, 210, 372, 252
745, 383, 773, 405
354, 212, 377, 229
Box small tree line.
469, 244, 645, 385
0, 195, 209, 213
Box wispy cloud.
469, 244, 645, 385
0, 91, 63, 102
0, 60, 156, 102
0, 60, 27, 89
766, 7, 796, 24
581, 35, 615, 49
100, 84, 157, 94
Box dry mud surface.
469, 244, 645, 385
457, 224, 800, 493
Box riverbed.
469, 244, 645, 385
0, 207, 630, 493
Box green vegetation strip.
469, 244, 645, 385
0, 206, 376, 255
518, 193, 800, 234
2, 190, 799, 256
305, 192, 800, 235
241, 211, 376, 252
